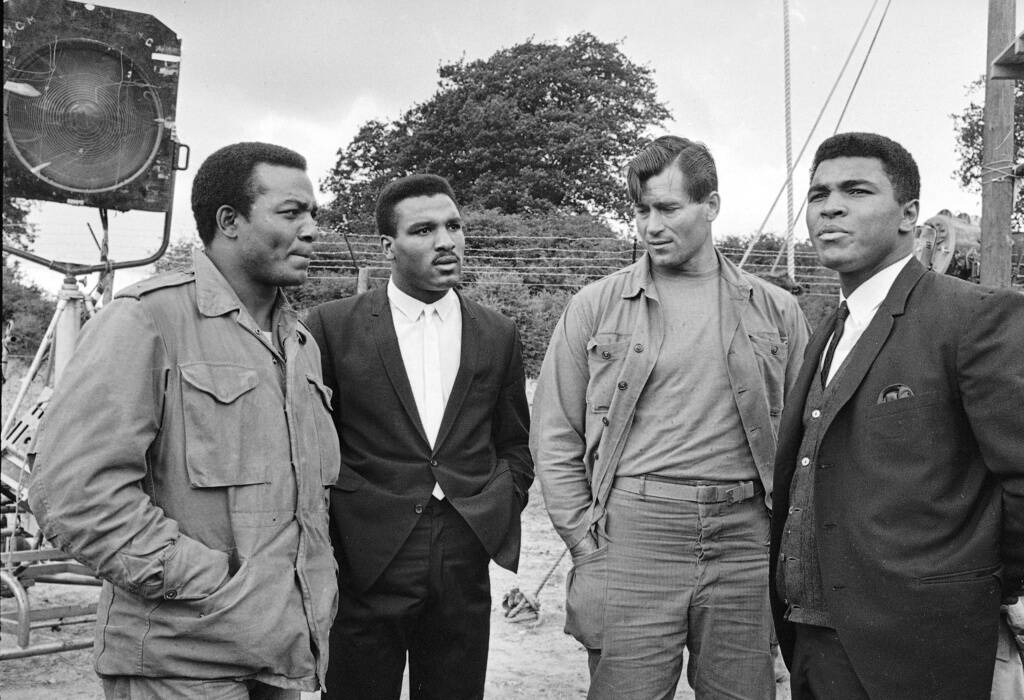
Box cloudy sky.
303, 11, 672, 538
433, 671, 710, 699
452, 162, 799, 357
11, 0, 1022, 291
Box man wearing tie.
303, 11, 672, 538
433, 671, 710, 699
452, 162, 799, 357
306, 174, 533, 700
769, 132, 1024, 699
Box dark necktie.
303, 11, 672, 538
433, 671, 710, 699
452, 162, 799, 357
820, 301, 850, 388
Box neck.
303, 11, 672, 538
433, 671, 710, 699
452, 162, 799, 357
206, 250, 278, 329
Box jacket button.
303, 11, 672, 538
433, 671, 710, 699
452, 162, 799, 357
601, 350, 612, 359
415, 504, 424, 514
771, 345, 779, 355
617, 381, 628, 390
633, 344, 644, 353
429, 459, 438, 467
811, 409, 821, 419
165, 590, 177, 599
601, 417, 609, 426
800, 457, 810, 466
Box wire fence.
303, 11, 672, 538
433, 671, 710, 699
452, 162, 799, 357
308, 231, 846, 296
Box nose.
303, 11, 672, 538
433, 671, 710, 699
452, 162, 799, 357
819, 192, 846, 218
435, 227, 456, 250
298, 215, 319, 242
644, 209, 665, 235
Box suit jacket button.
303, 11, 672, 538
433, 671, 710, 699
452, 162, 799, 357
429, 459, 438, 467
601, 350, 612, 359
165, 590, 177, 599
617, 381, 628, 390
602, 417, 609, 426
415, 504, 424, 514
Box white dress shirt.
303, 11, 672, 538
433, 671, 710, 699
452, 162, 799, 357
386, 281, 462, 499
823, 255, 913, 386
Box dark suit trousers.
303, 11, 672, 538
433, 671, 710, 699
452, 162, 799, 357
790, 624, 870, 700
323, 497, 491, 700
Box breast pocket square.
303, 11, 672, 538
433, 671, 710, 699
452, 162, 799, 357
877, 383, 915, 404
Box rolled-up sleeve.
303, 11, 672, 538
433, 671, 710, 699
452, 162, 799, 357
530, 298, 596, 550
28, 299, 228, 600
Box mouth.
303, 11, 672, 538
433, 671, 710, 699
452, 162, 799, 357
433, 255, 460, 266
816, 226, 849, 242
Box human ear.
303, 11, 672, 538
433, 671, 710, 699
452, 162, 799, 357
705, 192, 721, 222
381, 235, 395, 260
898, 199, 919, 234
216, 205, 239, 239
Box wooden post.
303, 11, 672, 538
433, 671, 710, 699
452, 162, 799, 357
357, 267, 370, 294
980, 0, 1015, 287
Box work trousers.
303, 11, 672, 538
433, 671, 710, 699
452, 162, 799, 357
588, 482, 775, 700
323, 496, 491, 700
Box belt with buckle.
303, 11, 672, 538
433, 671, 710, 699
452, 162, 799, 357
612, 475, 762, 504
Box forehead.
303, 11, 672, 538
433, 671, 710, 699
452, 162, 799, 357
810, 156, 892, 189
250, 163, 315, 202
639, 165, 691, 203
393, 194, 460, 227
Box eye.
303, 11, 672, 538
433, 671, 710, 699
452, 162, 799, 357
447, 221, 463, 232
808, 191, 827, 202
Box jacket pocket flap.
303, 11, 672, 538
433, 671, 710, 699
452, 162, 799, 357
305, 373, 333, 408
180, 363, 259, 404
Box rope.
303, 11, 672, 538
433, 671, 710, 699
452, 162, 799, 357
739, 0, 881, 269
782, 0, 796, 278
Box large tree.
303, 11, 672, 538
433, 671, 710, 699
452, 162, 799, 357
322, 32, 670, 223
951, 77, 1023, 231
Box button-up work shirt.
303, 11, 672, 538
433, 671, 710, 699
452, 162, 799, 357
387, 281, 462, 498
531, 250, 810, 550
28, 250, 340, 690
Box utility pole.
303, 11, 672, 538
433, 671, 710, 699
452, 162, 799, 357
980, 0, 1015, 287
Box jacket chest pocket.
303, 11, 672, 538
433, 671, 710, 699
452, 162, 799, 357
306, 373, 341, 487
586, 337, 630, 413
180, 363, 268, 487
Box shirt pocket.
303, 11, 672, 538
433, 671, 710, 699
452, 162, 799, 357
180, 362, 268, 487
748, 332, 788, 419
586, 337, 630, 413
306, 373, 341, 487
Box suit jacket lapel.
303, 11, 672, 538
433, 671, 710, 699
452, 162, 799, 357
433, 293, 479, 451
371, 288, 430, 443
820, 259, 926, 429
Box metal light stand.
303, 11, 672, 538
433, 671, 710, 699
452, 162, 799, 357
1, 193, 175, 659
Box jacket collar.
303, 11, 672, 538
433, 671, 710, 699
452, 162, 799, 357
192, 248, 298, 335
620, 248, 753, 301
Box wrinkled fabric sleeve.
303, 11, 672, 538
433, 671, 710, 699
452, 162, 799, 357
957, 288, 1024, 597
530, 297, 595, 550
27, 299, 229, 600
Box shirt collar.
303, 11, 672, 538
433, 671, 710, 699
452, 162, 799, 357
192, 248, 297, 334
387, 280, 458, 321
621, 248, 751, 301
841, 254, 913, 325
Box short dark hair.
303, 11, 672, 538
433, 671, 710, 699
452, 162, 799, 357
626, 136, 718, 205
191, 142, 307, 245
375, 174, 458, 238
810, 132, 920, 204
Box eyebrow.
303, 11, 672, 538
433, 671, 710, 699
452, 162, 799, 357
810, 178, 876, 192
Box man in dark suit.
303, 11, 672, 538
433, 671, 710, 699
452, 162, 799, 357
306, 174, 533, 700
769, 132, 1024, 699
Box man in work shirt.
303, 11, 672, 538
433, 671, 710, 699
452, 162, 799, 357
28, 142, 340, 699
532, 135, 809, 699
